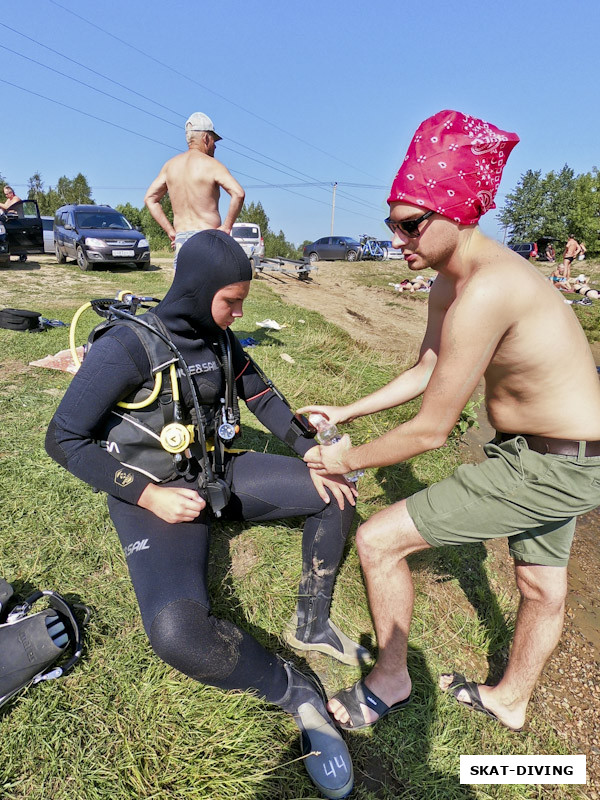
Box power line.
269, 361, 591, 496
0, 42, 179, 129
0, 78, 382, 222
1, 26, 383, 215
47, 0, 387, 183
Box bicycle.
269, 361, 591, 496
359, 235, 384, 261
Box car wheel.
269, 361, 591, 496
18, 254, 27, 263
346, 249, 358, 262
76, 246, 92, 271
308, 251, 319, 264
55, 245, 67, 264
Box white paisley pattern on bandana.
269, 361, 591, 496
387, 110, 519, 225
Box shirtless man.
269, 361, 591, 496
0, 185, 22, 213
562, 234, 581, 280
301, 110, 600, 734
144, 112, 245, 267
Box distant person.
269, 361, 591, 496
572, 279, 598, 304
144, 112, 245, 268
562, 235, 581, 280
300, 109, 600, 735
0, 185, 22, 214
549, 265, 570, 290
389, 276, 433, 293
545, 243, 555, 263
578, 241, 587, 261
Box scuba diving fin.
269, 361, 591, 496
0, 579, 90, 710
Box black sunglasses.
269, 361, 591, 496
385, 210, 434, 238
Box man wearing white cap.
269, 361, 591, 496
145, 112, 245, 267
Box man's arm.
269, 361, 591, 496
305, 275, 511, 473
0, 197, 21, 211
298, 281, 448, 425
214, 163, 245, 235
144, 167, 176, 244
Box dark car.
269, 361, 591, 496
303, 236, 361, 263
509, 242, 538, 260
0, 200, 44, 266
54, 204, 150, 271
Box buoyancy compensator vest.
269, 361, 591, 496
89, 311, 200, 484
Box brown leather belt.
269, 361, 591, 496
496, 432, 600, 457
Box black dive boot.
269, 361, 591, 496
284, 592, 372, 666
276, 660, 353, 799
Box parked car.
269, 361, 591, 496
378, 240, 404, 260
54, 204, 150, 271
509, 242, 538, 260
303, 236, 361, 263
0, 199, 44, 266
41, 215, 55, 254
232, 222, 264, 258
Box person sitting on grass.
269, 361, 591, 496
45, 231, 364, 800
300, 109, 600, 734
549, 265, 572, 290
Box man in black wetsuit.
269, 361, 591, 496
45, 230, 362, 799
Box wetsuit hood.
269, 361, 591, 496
154, 229, 253, 336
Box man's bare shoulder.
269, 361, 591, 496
466, 238, 542, 294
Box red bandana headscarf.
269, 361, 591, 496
387, 110, 519, 225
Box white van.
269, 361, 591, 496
232, 222, 264, 258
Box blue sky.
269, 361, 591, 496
2, 0, 599, 246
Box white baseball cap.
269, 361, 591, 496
185, 112, 222, 141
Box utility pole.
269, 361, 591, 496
330, 182, 337, 235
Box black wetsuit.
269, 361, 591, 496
46, 232, 354, 704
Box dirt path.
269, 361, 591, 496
263, 260, 600, 782
257, 260, 429, 358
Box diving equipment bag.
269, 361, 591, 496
0, 577, 89, 710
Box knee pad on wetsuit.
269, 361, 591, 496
149, 599, 243, 683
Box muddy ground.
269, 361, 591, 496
259, 259, 600, 787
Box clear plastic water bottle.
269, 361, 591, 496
309, 414, 364, 483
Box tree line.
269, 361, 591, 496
498, 165, 600, 256
0, 171, 300, 258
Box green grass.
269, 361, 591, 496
0, 257, 593, 800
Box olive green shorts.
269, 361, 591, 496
406, 436, 600, 567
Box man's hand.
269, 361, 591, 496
137, 484, 206, 523
296, 404, 355, 426
304, 434, 353, 476
169, 232, 176, 250
309, 469, 357, 510
217, 224, 233, 235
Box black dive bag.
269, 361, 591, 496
0, 577, 89, 710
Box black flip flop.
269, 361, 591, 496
441, 673, 524, 732
330, 678, 411, 731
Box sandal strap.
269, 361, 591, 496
335, 679, 389, 726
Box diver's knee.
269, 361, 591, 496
149, 599, 241, 682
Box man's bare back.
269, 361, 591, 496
163, 150, 227, 232
144, 114, 244, 247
